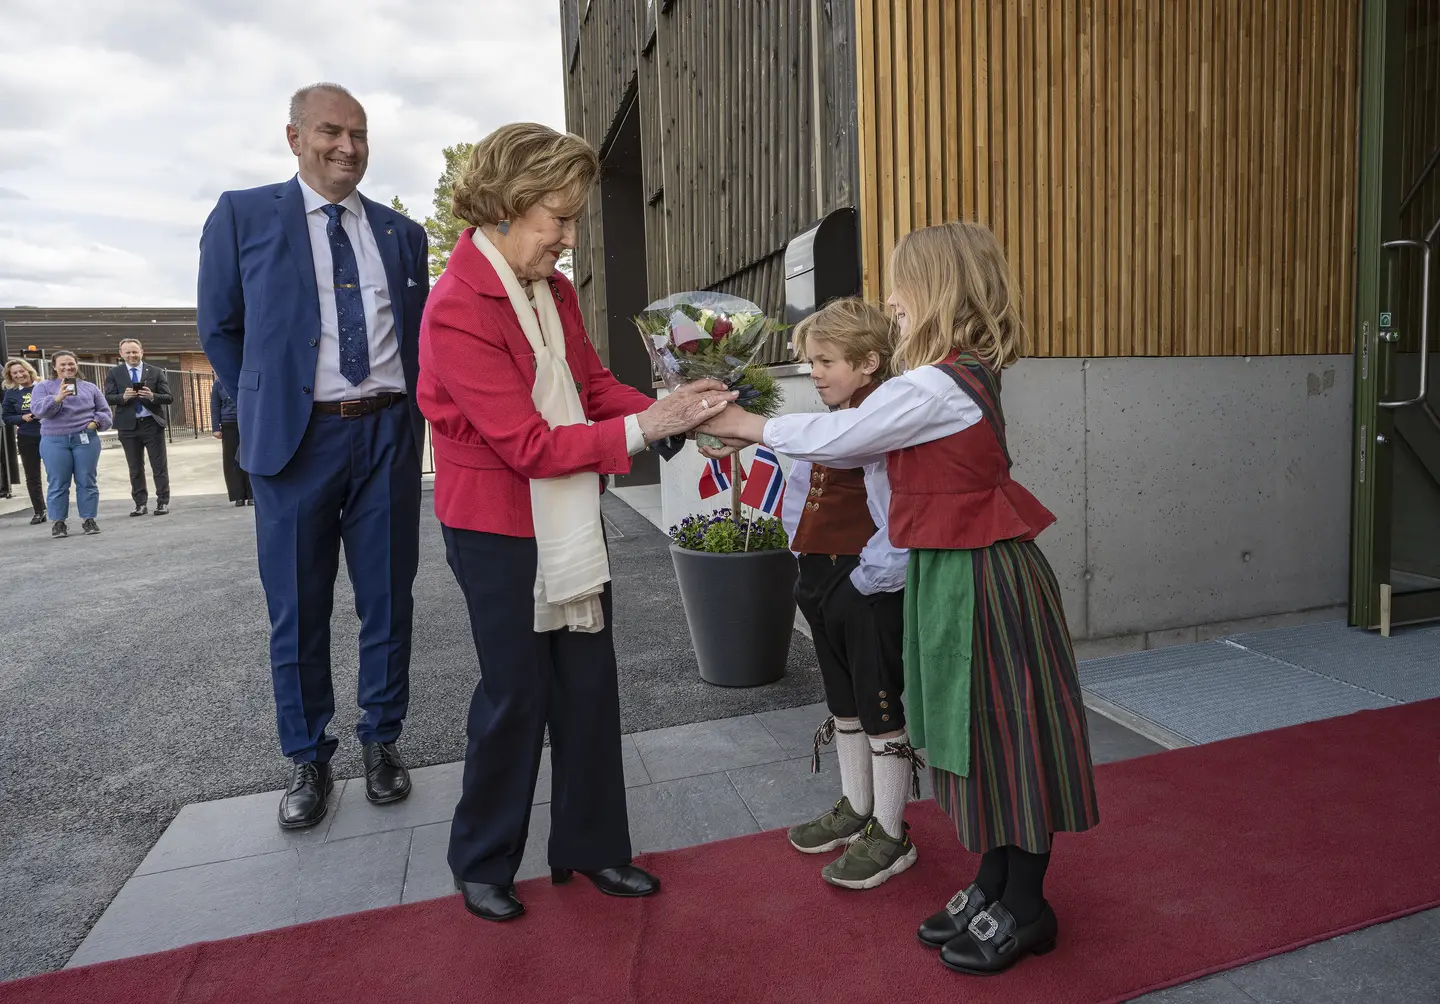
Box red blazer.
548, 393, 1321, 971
418, 228, 656, 536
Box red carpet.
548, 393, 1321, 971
6, 699, 1439, 1004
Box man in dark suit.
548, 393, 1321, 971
104, 339, 173, 516
197, 82, 429, 830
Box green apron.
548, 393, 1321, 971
902, 548, 975, 778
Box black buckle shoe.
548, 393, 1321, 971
52, 520, 68, 538
361, 741, 411, 804
30, 511, 46, 525
278, 760, 333, 830
154, 502, 169, 516
918, 882, 989, 948
130, 504, 147, 517
939, 901, 1059, 975
551, 865, 660, 898
455, 879, 524, 922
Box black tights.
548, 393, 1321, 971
971, 842, 1052, 927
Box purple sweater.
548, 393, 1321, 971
30, 379, 114, 436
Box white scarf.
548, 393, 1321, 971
472, 228, 609, 633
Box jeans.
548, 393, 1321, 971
39, 432, 102, 521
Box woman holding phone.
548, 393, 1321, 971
29, 350, 113, 538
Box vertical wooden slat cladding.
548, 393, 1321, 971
565, 0, 857, 365
854, 0, 1362, 357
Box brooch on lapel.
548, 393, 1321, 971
386, 228, 394, 235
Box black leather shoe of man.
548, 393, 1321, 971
455, 879, 524, 922
130, 504, 147, 517
361, 742, 412, 804
939, 901, 1059, 976
154, 502, 169, 516
918, 882, 990, 948
277, 760, 332, 830
551, 865, 660, 898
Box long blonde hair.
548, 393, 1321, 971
888, 222, 1027, 372
3, 358, 39, 390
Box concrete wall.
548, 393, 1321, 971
659, 355, 1354, 642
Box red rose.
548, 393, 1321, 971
711, 318, 733, 339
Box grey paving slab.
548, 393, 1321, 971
727, 753, 843, 831
325, 760, 464, 842
534, 734, 650, 804
70, 828, 411, 967
632, 714, 788, 782
1130, 975, 1256, 1004
1229, 620, 1440, 703
753, 702, 831, 756
626, 772, 761, 853
402, 812, 555, 905
135, 780, 346, 876
1085, 707, 1166, 765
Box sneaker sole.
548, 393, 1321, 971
822, 843, 919, 890
788, 829, 865, 855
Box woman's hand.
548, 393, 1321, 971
214, 431, 224, 440
636, 379, 736, 442
698, 405, 767, 445
55, 382, 73, 402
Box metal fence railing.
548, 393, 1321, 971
73, 363, 217, 442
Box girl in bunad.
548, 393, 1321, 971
700, 221, 1100, 975
776, 297, 921, 890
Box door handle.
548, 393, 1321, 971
1379, 238, 1432, 409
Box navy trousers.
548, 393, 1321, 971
443, 526, 633, 885
251, 404, 420, 763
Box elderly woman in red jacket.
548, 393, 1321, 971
419, 122, 732, 924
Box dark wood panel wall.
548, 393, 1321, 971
563, 0, 861, 366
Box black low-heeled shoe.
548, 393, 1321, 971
455, 878, 524, 922
939, 901, 1059, 975
551, 865, 660, 898
917, 882, 990, 948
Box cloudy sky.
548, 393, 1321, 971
0, 0, 566, 308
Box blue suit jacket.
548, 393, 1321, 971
197, 177, 430, 477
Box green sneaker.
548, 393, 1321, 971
787, 796, 870, 854
821, 819, 917, 890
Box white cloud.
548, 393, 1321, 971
0, 0, 566, 307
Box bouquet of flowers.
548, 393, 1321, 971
633, 291, 783, 448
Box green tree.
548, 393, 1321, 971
389, 196, 413, 218
419, 143, 474, 279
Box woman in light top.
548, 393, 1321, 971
28, 350, 113, 538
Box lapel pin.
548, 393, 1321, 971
387, 228, 394, 235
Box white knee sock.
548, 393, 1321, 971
870, 732, 913, 838
834, 718, 873, 817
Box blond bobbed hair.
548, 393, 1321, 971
3, 358, 40, 390
791, 297, 897, 380
888, 221, 1027, 372
451, 123, 599, 227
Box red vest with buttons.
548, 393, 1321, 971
791, 382, 879, 556
886, 353, 1055, 550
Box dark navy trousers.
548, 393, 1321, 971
251, 404, 420, 763
443, 526, 633, 885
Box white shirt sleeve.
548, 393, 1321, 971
763, 367, 983, 467
781, 458, 811, 553
623, 414, 646, 456
850, 456, 909, 595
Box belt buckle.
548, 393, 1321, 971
339, 399, 366, 418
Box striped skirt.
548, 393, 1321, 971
929, 538, 1100, 854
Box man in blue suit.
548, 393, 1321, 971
198, 83, 429, 829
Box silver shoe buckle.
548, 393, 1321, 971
968, 910, 1000, 942
945, 888, 971, 916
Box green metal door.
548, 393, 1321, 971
1350, 0, 1440, 632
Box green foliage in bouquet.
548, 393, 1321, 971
669, 510, 790, 553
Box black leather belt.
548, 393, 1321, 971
313, 393, 406, 418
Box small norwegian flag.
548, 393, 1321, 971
739, 446, 786, 515
697, 455, 746, 499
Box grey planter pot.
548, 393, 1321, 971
670, 543, 799, 687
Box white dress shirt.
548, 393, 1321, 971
781, 455, 910, 595
298, 176, 406, 401
764, 366, 984, 468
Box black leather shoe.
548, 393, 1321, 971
30, 511, 46, 525
277, 760, 332, 830
234, 500, 246, 507
918, 883, 990, 948
52, 520, 67, 538
130, 504, 147, 517
552, 865, 660, 898
246, 499, 255, 506
361, 741, 411, 804
939, 901, 1059, 975
154, 502, 169, 516
455, 878, 524, 922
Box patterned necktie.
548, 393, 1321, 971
321, 203, 371, 387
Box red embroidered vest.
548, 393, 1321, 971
886, 353, 1055, 550
791, 382, 879, 556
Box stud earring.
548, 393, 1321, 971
497, 220, 511, 235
